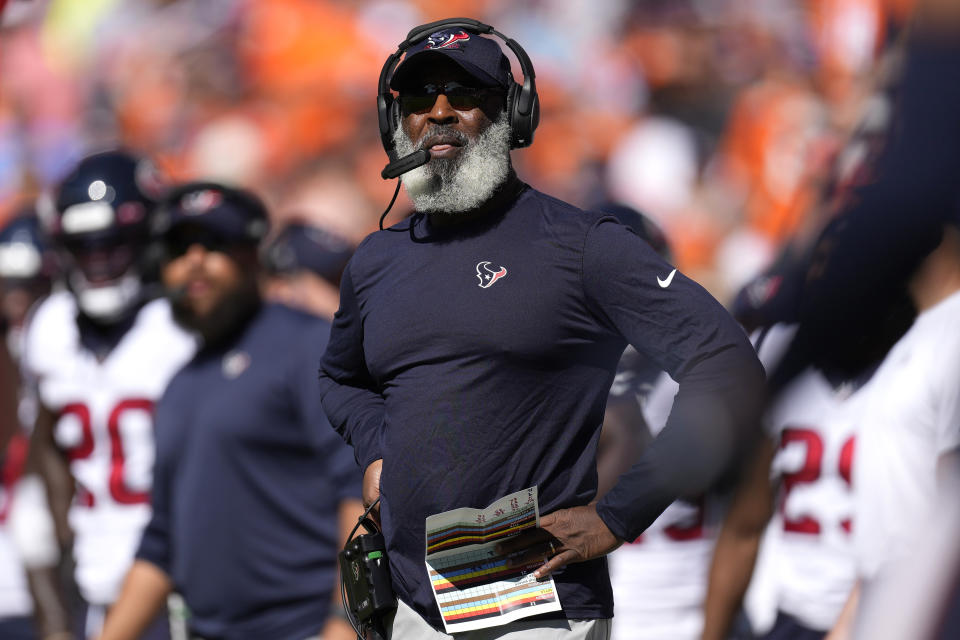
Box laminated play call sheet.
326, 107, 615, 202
424, 486, 562, 633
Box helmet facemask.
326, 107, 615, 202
61, 232, 146, 323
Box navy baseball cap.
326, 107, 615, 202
390, 28, 512, 90
262, 222, 353, 285
155, 182, 269, 245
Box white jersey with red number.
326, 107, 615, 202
853, 289, 960, 583
610, 372, 717, 640
761, 362, 864, 631
23, 291, 195, 606
610, 500, 716, 640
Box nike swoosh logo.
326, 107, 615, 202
657, 268, 677, 288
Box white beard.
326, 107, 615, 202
392, 111, 512, 214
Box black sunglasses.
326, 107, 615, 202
163, 227, 233, 259
397, 82, 502, 115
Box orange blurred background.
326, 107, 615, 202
0, 0, 917, 300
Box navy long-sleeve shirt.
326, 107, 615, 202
317, 184, 764, 628
138, 304, 360, 639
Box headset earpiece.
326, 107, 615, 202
508, 75, 540, 149
377, 93, 397, 161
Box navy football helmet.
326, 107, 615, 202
39, 150, 163, 322
0, 210, 59, 286
0, 209, 59, 352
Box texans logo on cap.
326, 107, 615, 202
425, 30, 470, 50
180, 190, 223, 215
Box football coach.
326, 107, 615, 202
318, 18, 765, 640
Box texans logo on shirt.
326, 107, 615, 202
222, 350, 251, 379
425, 30, 470, 50
476, 261, 507, 288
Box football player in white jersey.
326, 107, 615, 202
827, 219, 960, 639
23, 151, 195, 640
701, 276, 912, 640
593, 205, 720, 640
0, 209, 60, 640
0, 423, 35, 640
604, 369, 718, 640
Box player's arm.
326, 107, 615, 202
22, 403, 75, 640
824, 581, 860, 640
10, 473, 70, 640
0, 337, 19, 453
97, 560, 173, 640
28, 404, 73, 546
701, 437, 776, 640
317, 265, 385, 476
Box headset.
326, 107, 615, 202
377, 17, 540, 166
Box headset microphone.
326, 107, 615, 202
380, 149, 431, 180
378, 149, 432, 230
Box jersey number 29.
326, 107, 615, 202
779, 427, 855, 535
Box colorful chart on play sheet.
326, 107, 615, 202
424, 486, 562, 633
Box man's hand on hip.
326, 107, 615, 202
495, 504, 622, 579
363, 459, 383, 526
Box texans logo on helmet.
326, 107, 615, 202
116, 202, 145, 225
181, 190, 223, 215
476, 261, 507, 289
745, 275, 782, 308
425, 30, 470, 50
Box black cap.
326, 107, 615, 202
155, 182, 269, 245
262, 222, 353, 286
390, 28, 512, 90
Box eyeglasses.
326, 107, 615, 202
397, 82, 501, 115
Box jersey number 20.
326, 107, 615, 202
61, 399, 155, 507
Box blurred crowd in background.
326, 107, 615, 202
6, 1, 959, 639
0, 0, 918, 302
